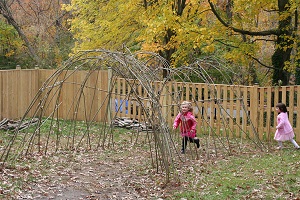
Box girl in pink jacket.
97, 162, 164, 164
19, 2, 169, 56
173, 101, 200, 154
274, 103, 300, 150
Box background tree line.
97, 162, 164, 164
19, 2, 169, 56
0, 0, 299, 86
0, 0, 73, 69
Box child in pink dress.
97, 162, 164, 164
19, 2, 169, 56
274, 103, 300, 150
173, 101, 200, 154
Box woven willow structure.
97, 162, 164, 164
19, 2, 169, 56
0, 49, 265, 182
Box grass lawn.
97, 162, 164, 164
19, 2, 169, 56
172, 148, 300, 199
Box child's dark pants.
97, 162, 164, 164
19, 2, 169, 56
181, 136, 200, 153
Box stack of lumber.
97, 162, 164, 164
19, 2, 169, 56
0, 118, 39, 131
112, 117, 152, 131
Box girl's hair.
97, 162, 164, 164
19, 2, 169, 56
181, 101, 193, 112
276, 103, 287, 113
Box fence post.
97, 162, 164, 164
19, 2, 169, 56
296, 86, 300, 142
107, 67, 112, 124
250, 84, 259, 138
161, 81, 168, 119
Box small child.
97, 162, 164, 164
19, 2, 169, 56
173, 101, 200, 154
274, 103, 300, 150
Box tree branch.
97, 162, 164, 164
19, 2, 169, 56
0, 0, 40, 64
208, 0, 279, 36
215, 39, 275, 70
246, 53, 275, 70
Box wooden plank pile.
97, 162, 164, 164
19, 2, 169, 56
112, 117, 152, 131
0, 117, 152, 132
0, 118, 39, 131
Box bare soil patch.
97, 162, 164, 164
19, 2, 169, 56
2, 144, 182, 200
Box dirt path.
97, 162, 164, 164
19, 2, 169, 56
13, 149, 169, 200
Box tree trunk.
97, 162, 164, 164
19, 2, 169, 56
158, 28, 175, 78
159, 0, 187, 78
271, 0, 293, 85
7, 17, 40, 64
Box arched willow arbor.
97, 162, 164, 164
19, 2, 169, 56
0, 49, 266, 182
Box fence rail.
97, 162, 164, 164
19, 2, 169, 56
1, 69, 299, 142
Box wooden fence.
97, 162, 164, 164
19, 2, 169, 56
111, 78, 300, 143
1, 69, 300, 142
0, 69, 109, 122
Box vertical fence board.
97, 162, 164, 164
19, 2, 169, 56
258, 87, 265, 140
1, 71, 18, 119
215, 85, 221, 135
241, 87, 248, 138
273, 87, 279, 130
87, 70, 99, 122
102, 70, 109, 122
250, 85, 258, 139
173, 82, 179, 120
121, 78, 126, 118
19, 70, 38, 118
209, 85, 214, 137
289, 87, 295, 127
1, 71, 9, 118
64, 70, 75, 120
186, 83, 190, 101
203, 84, 209, 123
266, 87, 273, 141
296, 86, 300, 140
42, 69, 59, 119
235, 86, 241, 137
116, 78, 121, 118
166, 81, 173, 126
229, 86, 234, 137
180, 82, 185, 102
222, 85, 228, 137
128, 79, 135, 119
137, 81, 143, 122
282, 86, 287, 105
193, 84, 199, 131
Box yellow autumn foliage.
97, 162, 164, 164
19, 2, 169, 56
62, 0, 300, 85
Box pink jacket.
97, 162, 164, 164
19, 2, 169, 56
173, 111, 197, 138
276, 112, 293, 134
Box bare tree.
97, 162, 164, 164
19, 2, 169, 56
0, 0, 40, 64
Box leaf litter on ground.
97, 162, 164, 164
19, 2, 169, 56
1, 130, 300, 199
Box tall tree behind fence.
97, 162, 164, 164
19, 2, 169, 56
1, 69, 300, 142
